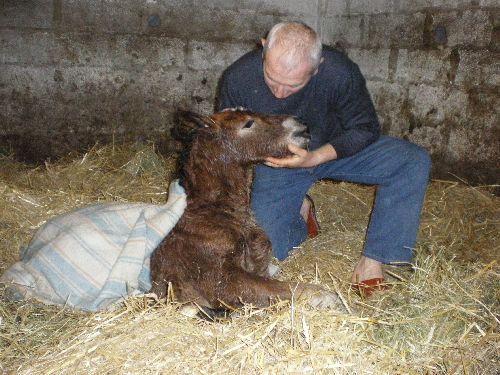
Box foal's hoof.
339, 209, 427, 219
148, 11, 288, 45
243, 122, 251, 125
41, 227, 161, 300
179, 303, 200, 318
179, 303, 235, 321
303, 288, 345, 311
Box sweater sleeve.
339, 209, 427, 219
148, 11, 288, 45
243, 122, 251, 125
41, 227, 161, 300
216, 70, 240, 111
328, 63, 380, 159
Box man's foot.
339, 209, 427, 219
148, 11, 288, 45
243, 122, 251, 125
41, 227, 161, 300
351, 278, 388, 298
351, 256, 383, 283
351, 256, 388, 298
300, 195, 320, 238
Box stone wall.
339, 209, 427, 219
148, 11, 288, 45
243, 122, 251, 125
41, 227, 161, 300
0, 0, 318, 161
0, 0, 498, 186
321, 0, 499, 185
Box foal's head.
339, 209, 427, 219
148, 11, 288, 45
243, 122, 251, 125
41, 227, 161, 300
174, 109, 310, 163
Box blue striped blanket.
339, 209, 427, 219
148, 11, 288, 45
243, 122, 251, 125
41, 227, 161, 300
0, 180, 186, 311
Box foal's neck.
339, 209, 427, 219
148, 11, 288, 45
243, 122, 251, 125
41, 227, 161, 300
183, 139, 250, 206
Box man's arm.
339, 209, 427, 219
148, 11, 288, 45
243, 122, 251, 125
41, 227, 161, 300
327, 62, 380, 159
216, 69, 242, 111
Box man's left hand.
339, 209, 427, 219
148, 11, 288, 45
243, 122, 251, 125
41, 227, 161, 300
264, 143, 337, 169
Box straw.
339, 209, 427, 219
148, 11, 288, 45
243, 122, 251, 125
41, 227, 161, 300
0, 144, 498, 374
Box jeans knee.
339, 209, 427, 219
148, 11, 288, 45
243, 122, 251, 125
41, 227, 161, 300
407, 145, 431, 181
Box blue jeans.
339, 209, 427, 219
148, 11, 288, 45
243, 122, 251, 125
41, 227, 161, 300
251, 136, 431, 263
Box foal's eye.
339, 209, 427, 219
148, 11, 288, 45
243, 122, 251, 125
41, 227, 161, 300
243, 120, 254, 129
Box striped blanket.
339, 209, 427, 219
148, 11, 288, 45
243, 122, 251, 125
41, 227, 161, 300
0, 180, 186, 311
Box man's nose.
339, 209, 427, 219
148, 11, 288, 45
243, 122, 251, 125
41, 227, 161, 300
273, 85, 287, 98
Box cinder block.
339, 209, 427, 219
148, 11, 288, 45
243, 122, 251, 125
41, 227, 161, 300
1, 64, 188, 125
429, 0, 481, 8
347, 48, 391, 80
349, 0, 395, 14
366, 81, 409, 136
191, 0, 319, 16
300, 16, 320, 33
0, 0, 53, 29
366, 12, 427, 48
395, 49, 451, 85
407, 125, 446, 157
141, 0, 181, 6
183, 69, 222, 105
98, 0, 144, 34
142, 7, 278, 42
446, 124, 499, 163
53, 33, 116, 68
114, 35, 186, 70
0, 30, 54, 65
394, 1, 433, 13
53, 33, 129, 69
41, 33, 186, 70
320, 15, 365, 47
366, 81, 408, 110
0, 64, 184, 109
187, 40, 254, 70
408, 84, 469, 127
455, 50, 500, 88
0, 65, 56, 97
480, 0, 500, 5
127, 68, 189, 106
181, 70, 221, 114
58, 0, 103, 32
59, 0, 143, 34
324, 0, 348, 16
433, 10, 492, 48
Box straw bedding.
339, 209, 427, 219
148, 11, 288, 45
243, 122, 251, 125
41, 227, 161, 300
0, 144, 498, 374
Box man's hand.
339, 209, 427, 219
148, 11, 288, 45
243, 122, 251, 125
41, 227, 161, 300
265, 143, 338, 168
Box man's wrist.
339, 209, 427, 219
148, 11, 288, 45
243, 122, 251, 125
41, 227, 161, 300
313, 144, 337, 165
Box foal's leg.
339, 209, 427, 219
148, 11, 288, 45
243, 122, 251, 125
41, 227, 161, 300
218, 270, 342, 310
240, 226, 274, 277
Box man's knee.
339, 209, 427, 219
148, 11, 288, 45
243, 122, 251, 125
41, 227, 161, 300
407, 143, 432, 180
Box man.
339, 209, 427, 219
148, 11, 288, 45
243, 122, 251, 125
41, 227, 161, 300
217, 22, 431, 295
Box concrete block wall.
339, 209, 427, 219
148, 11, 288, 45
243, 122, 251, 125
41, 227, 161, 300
0, 0, 319, 162
1, 0, 498, 186
321, 0, 499, 185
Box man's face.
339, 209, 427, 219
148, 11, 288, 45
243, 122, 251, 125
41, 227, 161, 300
262, 44, 316, 99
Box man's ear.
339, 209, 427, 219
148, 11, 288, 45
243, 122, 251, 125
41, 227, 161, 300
312, 57, 325, 76
261, 38, 267, 48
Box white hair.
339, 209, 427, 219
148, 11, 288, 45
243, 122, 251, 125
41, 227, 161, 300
263, 22, 322, 72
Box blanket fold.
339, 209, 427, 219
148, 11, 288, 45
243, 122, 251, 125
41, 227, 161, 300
0, 180, 186, 311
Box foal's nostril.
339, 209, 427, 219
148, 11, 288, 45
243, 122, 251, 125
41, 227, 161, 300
294, 129, 311, 140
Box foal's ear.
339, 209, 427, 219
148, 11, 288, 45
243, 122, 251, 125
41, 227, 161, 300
177, 110, 217, 130
172, 110, 217, 142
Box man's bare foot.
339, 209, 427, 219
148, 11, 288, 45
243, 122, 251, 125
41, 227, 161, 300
300, 196, 320, 238
300, 197, 310, 222
351, 256, 383, 284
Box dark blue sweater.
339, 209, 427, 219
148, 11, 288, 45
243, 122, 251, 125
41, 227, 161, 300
217, 48, 380, 159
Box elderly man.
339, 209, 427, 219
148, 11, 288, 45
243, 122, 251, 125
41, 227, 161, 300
217, 22, 430, 296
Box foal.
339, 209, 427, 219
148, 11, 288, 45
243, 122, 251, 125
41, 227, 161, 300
150, 110, 340, 312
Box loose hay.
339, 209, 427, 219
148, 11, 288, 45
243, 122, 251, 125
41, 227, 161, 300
0, 144, 498, 374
